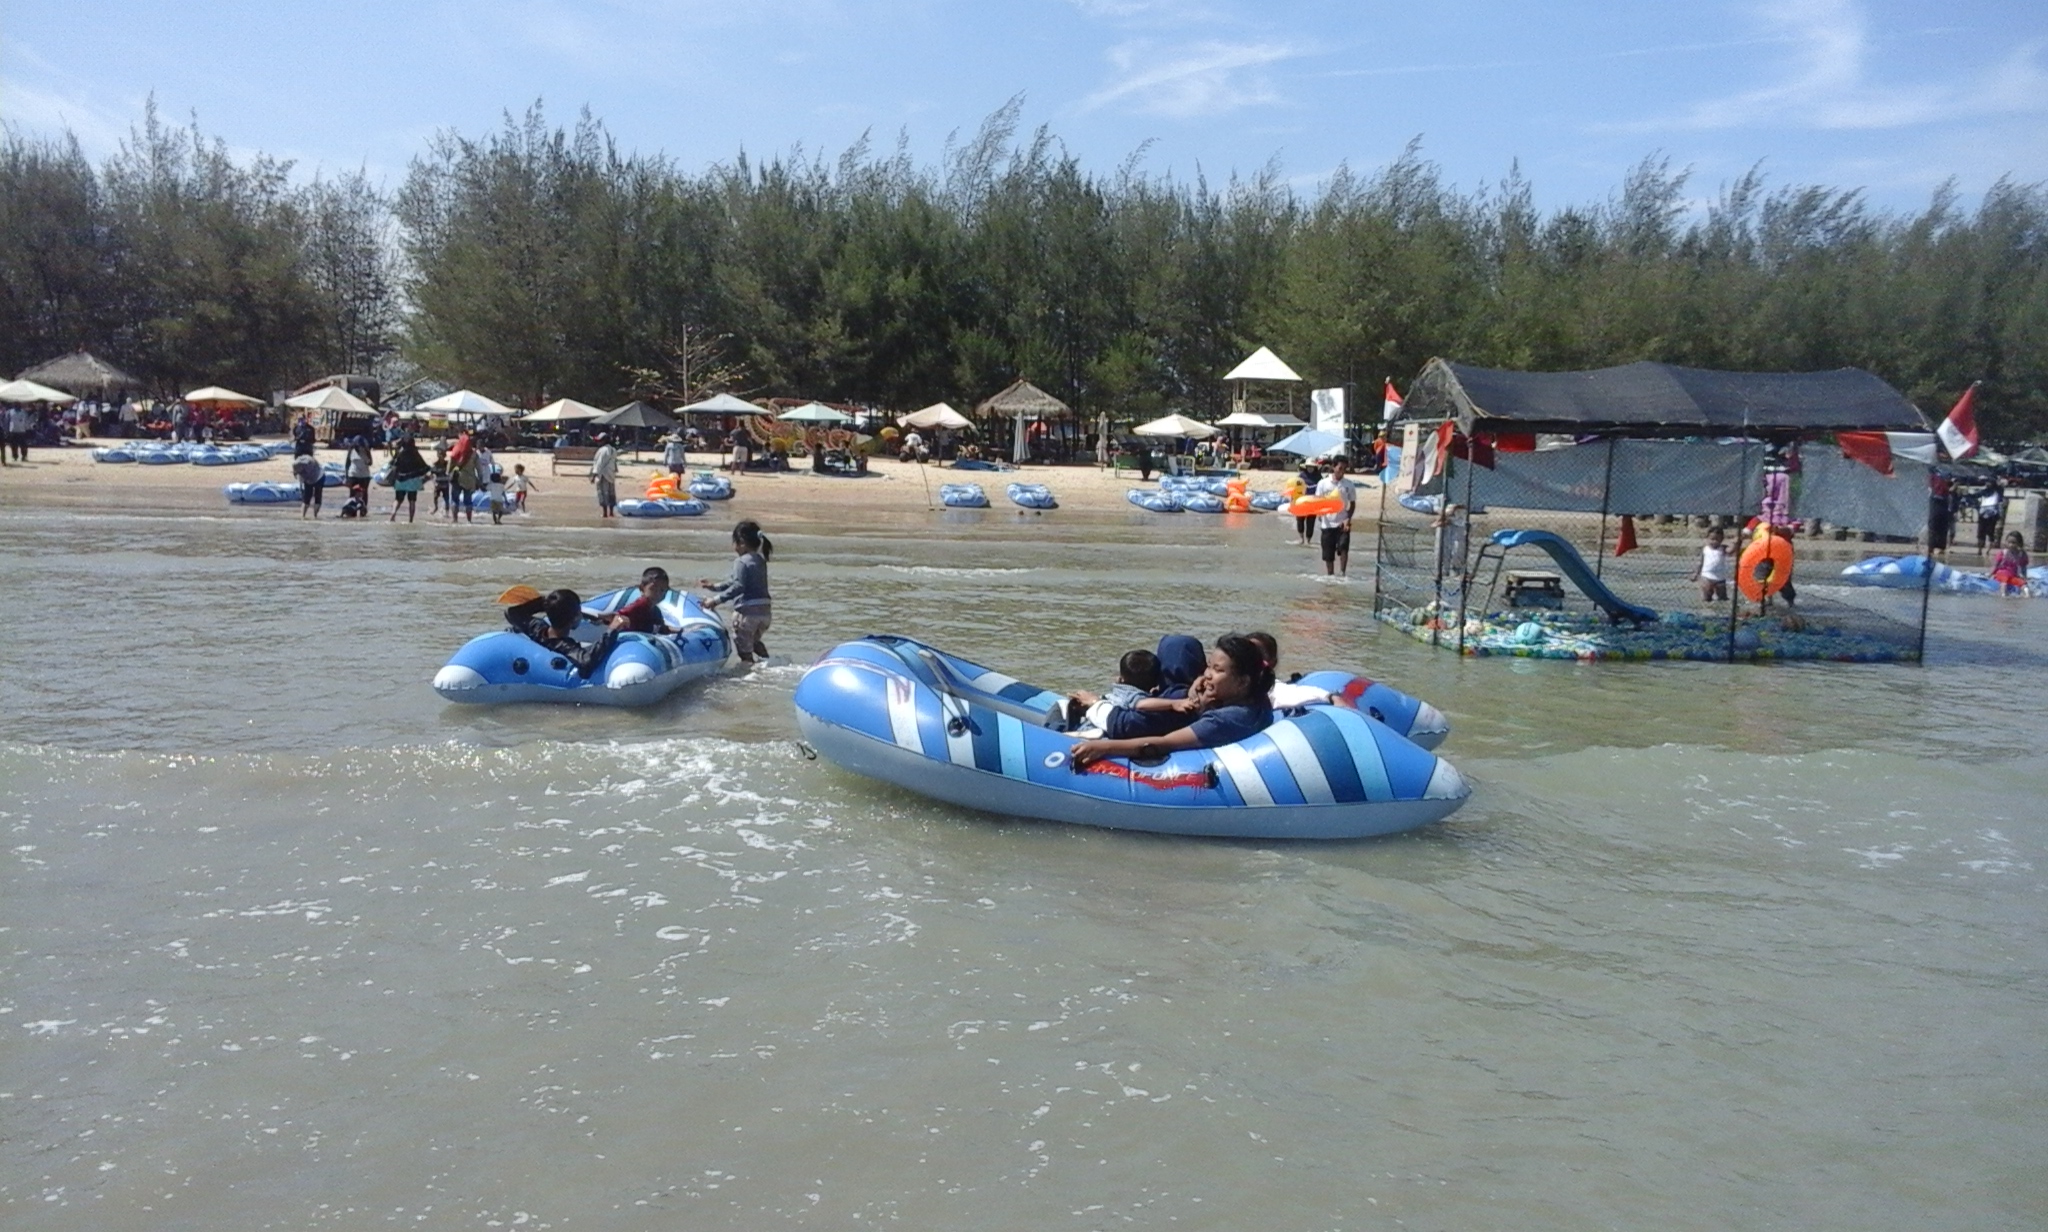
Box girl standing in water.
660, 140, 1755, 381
702, 520, 774, 665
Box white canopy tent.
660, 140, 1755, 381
183, 385, 264, 407
778, 402, 851, 424
1215, 411, 1304, 428
678, 393, 767, 416
520, 398, 606, 423
0, 379, 78, 404
1133, 413, 1217, 439
1222, 347, 1304, 383
415, 389, 516, 418
284, 386, 375, 414
900, 402, 971, 430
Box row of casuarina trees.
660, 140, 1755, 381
2, 100, 2044, 440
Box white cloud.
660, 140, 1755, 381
1080, 39, 1302, 118
0, 46, 136, 156
1650, 0, 2048, 132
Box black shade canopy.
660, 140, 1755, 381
595, 401, 678, 430
1403, 359, 1930, 437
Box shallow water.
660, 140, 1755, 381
2, 507, 2044, 1230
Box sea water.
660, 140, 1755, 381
2, 508, 2043, 1230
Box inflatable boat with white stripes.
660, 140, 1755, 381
792, 636, 1469, 839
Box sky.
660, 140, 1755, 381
5, 0, 2046, 214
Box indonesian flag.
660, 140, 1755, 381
1937, 383, 1981, 460
1419, 421, 1453, 486
1382, 379, 1403, 422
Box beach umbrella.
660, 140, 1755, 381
0, 378, 78, 405
778, 402, 851, 424
594, 400, 678, 430
678, 393, 766, 416
1133, 413, 1217, 439
899, 402, 971, 430
183, 385, 264, 408
284, 386, 376, 413
415, 389, 516, 418
520, 398, 606, 423
1269, 427, 1346, 458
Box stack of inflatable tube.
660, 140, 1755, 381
688, 473, 735, 500
90, 447, 137, 463
1006, 482, 1057, 509
618, 497, 708, 518
939, 483, 988, 508
792, 635, 1469, 839
432, 587, 732, 706
1247, 490, 1288, 511
1126, 488, 1182, 512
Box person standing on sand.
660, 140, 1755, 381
663, 431, 688, 481
591, 434, 620, 518
727, 425, 752, 475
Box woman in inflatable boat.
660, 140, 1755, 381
1068, 634, 1274, 770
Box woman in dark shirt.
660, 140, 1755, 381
1068, 635, 1275, 768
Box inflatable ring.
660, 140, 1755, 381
1738, 532, 1795, 601
1290, 494, 1346, 518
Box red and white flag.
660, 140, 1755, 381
1382, 379, 1403, 422
1936, 382, 1981, 460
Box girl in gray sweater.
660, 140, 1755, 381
702, 520, 774, 664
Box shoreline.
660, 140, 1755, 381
0, 436, 1948, 566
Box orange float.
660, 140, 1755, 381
1290, 493, 1346, 518
1737, 529, 1794, 601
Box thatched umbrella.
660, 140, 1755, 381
974, 379, 1072, 464
18, 350, 142, 396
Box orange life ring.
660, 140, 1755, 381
1290, 493, 1346, 518
1738, 532, 1794, 601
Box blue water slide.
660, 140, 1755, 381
1489, 529, 1658, 625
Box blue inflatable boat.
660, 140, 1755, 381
688, 473, 735, 500
1248, 490, 1288, 511
1127, 488, 1182, 513
225, 481, 300, 504
618, 497, 709, 518
939, 483, 989, 508
432, 587, 732, 706
1007, 482, 1057, 509
792, 636, 1469, 839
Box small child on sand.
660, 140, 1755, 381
1693, 527, 1730, 602
511, 464, 536, 512
486, 470, 508, 524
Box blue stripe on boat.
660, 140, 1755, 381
1323, 707, 1395, 801
1246, 736, 1309, 806
1265, 721, 1336, 804
1295, 710, 1367, 803
1212, 743, 1272, 806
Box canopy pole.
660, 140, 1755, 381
1595, 439, 1616, 580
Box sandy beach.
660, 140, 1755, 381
0, 438, 1279, 528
